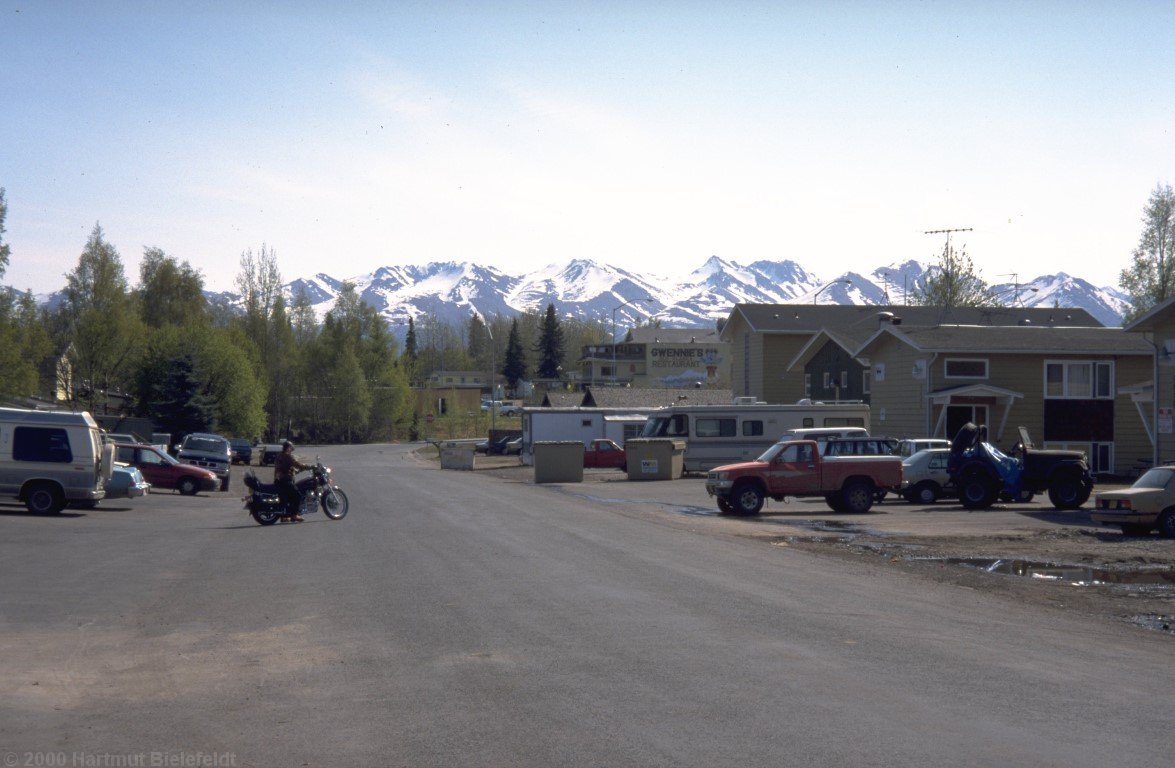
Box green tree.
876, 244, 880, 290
0, 187, 10, 277
502, 319, 527, 389
912, 240, 992, 309
1120, 183, 1175, 322
536, 303, 564, 378
0, 291, 51, 399
138, 247, 207, 328
403, 316, 418, 385
57, 224, 144, 411
150, 354, 218, 439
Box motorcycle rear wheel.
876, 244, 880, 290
252, 507, 281, 526
322, 487, 349, 520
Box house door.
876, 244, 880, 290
946, 405, 989, 438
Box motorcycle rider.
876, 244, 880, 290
274, 440, 308, 522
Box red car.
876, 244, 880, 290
584, 439, 627, 470
114, 443, 219, 495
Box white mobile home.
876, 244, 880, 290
520, 407, 659, 466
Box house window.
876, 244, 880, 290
804, 374, 811, 397
822, 372, 831, 389
1045, 361, 1113, 399
944, 358, 988, 379
840, 371, 848, 388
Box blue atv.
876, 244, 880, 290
947, 423, 1094, 510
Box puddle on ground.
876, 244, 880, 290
914, 557, 1175, 587
673, 506, 720, 517
1129, 614, 1175, 633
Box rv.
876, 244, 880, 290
0, 407, 114, 514
639, 402, 870, 472
520, 407, 660, 466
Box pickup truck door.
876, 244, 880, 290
767, 443, 820, 495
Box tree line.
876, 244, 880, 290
0, 189, 612, 443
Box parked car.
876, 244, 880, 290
114, 443, 218, 495
177, 433, 232, 491
479, 435, 516, 455
104, 464, 150, 500
503, 437, 523, 455
584, 438, 626, 470
1091, 467, 1175, 537
229, 438, 253, 465
898, 438, 951, 458
0, 406, 112, 514
900, 448, 954, 503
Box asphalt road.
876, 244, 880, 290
1, 443, 1168, 768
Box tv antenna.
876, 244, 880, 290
924, 227, 973, 250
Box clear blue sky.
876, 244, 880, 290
2, 0, 1173, 295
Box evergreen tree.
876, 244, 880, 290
502, 319, 527, 389
1120, 182, 1175, 322
150, 354, 217, 440
0, 187, 10, 277
536, 303, 564, 378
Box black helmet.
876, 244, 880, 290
282, 440, 294, 451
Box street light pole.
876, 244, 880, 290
612, 297, 651, 385
813, 279, 852, 305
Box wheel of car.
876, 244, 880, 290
731, 481, 764, 515
958, 472, 998, 509
907, 481, 940, 504
1047, 475, 1085, 510
716, 497, 734, 515
178, 477, 199, 496
1121, 523, 1153, 536
1158, 509, 1175, 539
25, 483, 65, 515
840, 480, 874, 514
824, 492, 845, 512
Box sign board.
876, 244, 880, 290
640, 459, 659, 474
1160, 407, 1173, 434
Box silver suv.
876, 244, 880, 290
177, 433, 232, 491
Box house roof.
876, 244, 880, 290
1122, 295, 1175, 333
855, 324, 1153, 357
722, 303, 1103, 339
785, 328, 865, 371
583, 387, 735, 408
537, 391, 584, 408
627, 327, 723, 344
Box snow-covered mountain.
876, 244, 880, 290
272, 257, 1129, 331
21, 258, 1132, 331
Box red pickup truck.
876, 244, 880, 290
584, 439, 627, 470
704, 439, 903, 515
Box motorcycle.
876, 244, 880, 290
243, 460, 349, 525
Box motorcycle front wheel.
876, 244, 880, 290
322, 487, 349, 520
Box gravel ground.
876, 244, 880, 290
452, 451, 1175, 635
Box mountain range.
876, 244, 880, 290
34, 256, 1132, 333
274, 256, 1131, 332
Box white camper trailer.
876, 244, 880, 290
520, 407, 659, 466
639, 401, 870, 472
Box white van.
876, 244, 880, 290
0, 407, 114, 514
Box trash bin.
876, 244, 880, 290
624, 438, 686, 481
533, 441, 585, 483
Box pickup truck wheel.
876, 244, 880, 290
220, 474, 231, 492
906, 481, 939, 504
731, 482, 764, 515
841, 480, 874, 514
1159, 510, 1175, 539
958, 473, 997, 509
824, 492, 845, 512
716, 497, 734, 515
25, 483, 65, 515
1047, 476, 1085, 509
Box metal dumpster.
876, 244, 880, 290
533, 441, 585, 484
624, 438, 686, 481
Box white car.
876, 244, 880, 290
900, 448, 954, 503
898, 438, 951, 458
